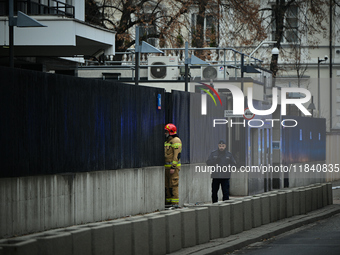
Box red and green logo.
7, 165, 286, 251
199, 82, 223, 107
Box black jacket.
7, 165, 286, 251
206, 149, 236, 179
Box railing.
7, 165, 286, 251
82, 47, 263, 67
80, 47, 267, 81
0, 0, 74, 18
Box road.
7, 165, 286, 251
230, 213, 340, 255
230, 182, 340, 255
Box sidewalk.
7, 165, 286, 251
170, 181, 340, 255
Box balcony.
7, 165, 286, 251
0, 0, 74, 18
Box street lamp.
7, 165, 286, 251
271, 47, 279, 55
242, 42, 279, 92
247, 40, 278, 65
317, 56, 328, 117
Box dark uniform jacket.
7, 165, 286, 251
206, 149, 236, 179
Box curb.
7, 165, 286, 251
170, 204, 340, 255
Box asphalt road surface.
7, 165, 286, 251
230, 209, 340, 255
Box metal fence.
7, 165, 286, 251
281, 116, 326, 164
1, 66, 225, 177
0, 67, 165, 177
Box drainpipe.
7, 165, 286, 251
330, 0, 333, 130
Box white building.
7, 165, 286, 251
0, 0, 115, 74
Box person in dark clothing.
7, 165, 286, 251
206, 140, 236, 203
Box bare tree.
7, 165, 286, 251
259, 0, 329, 77
87, 0, 333, 73
88, 0, 193, 62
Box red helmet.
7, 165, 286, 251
165, 123, 177, 135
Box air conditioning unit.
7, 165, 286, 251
201, 66, 228, 80
148, 56, 179, 80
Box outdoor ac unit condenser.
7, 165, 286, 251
201, 66, 227, 80
148, 56, 179, 80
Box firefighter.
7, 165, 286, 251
164, 123, 182, 206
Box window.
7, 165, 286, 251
272, 5, 298, 43
191, 13, 218, 47
139, 14, 157, 46
285, 6, 298, 43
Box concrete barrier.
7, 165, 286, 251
207, 205, 220, 239
194, 207, 210, 245
144, 212, 161, 218
260, 196, 270, 225
164, 211, 182, 254
1, 183, 333, 255
293, 190, 300, 216
299, 189, 306, 214
243, 199, 252, 231
269, 194, 278, 222
219, 203, 231, 237
230, 201, 244, 235
327, 182, 333, 205
251, 197, 262, 228
317, 185, 323, 209
148, 215, 166, 255
53, 226, 92, 255
180, 209, 196, 248
322, 184, 328, 207
277, 192, 286, 220
285, 190, 293, 218
195, 204, 220, 240
0, 238, 38, 255
28, 231, 73, 255
311, 186, 318, 211
111, 221, 133, 255
305, 188, 312, 213
129, 218, 149, 255
88, 223, 114, 255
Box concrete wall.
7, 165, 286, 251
326, 133, 340, 182
0, 163, 328, 238
0, 167, 164, 238
1, 164, 216, 238
288, 161, 327, 188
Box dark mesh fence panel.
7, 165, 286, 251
0, 67, 165, 177
170, 90, 190, 164
282, 116, 326, 164
189, 93, 228, 163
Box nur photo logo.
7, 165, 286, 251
200, 83, 312, 117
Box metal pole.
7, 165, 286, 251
185, 42, 189, 92
135, 26, 139, 86
330, 0, 333, 129
223, 48, 226, 80
311, 96, 314, 118
9, 0, 14, 68
241, 53, 244, 91
318, 57, 320, 117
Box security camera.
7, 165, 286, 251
324, 55, 328, 61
